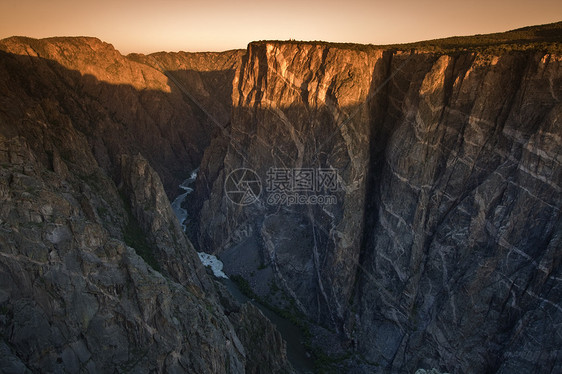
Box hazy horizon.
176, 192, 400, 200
1, 0, 561, 54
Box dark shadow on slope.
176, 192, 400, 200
0, 49, 238, 198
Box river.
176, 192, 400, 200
171, 170, 316, 373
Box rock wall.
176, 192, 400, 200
0, 38, 291, 373
356, 50, 561, 374
0, 134, 247, 372
194, 41, 562, 373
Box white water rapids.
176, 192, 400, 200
171, 168, 228, 279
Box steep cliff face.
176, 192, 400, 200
194, 40, 562, 372
0, 134, 246, 373
355, 51, 562, 374
0, 38, 292, 373
194, 41, 381, 328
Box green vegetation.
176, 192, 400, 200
230, 274, 364, 372
230, 274, 309, 331
268, 279, 280, 293
205, 302, 215, 314
76, 171, 106, 195
123, 217, 159, 271
96, 206, 108, 217
255, 21, 562, 54
311, 349, 354, 373
396, 21, 562, 53
230, 274, 258, 300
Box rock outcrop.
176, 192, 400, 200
193, 32, 562, 373
0, 38, 291, 373
0, 135, 247, 372
227, 301, 292, 374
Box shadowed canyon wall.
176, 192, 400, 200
193, 40, 562, 373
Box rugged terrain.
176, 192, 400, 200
0, 37, 290, 373
192, 25, 562, 373
0, 22, 561, 374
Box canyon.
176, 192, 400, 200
0, 22, 561, 373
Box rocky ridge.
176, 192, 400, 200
0, 36, 243, 196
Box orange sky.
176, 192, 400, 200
1, 0, 561, 54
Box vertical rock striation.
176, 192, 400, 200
194, 39, 562, 372
195, 42, 383, 328
356, 50, 562, 374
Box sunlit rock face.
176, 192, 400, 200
193, 41, 562, 373
0, 36, 243, 197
